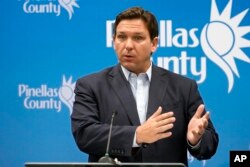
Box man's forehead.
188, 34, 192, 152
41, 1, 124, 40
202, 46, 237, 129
117, 19, 146, 28
116, 19, 148, 34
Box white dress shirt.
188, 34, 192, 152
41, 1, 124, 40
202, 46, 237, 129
121, 64, 152, 147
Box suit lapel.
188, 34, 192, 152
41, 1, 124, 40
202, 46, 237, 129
146, 65, 168, 119
108, 65, 141, 126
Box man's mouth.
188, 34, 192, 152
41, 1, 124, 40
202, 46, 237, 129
123, 54, 134, 60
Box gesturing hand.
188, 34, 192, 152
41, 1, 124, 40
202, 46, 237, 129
136, 106, 176, 144
187, 104, 209, 145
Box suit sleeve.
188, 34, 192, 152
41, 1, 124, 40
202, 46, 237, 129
187, 80, 219, 160
71, 78, 136, 157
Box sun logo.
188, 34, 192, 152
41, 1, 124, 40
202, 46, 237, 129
58, 0, 80, 20
200, 0, 250, 93
58, 75, 76, 114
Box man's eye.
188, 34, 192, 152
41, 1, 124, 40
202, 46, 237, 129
134, 36, 143, 41
117, 35, 126, 40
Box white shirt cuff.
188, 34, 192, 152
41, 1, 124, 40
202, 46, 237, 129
133, 132, 140, 147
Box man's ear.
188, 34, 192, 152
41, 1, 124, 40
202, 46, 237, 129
151, 37, 158, 53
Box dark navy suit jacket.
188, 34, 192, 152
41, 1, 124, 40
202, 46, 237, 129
71, 64, 218, 166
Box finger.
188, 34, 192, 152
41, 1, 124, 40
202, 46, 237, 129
202, 118, 208, 128
156, 123, 174, 133
192, 129, 203, 137
157, 132, 172, 141
198, 124, 204, 131
201, 112, 209, 128
157, 117, 176, 127
155, 111, 174, 122
194, 104, 205, 118
148, 106, 162, 120
202, 112, 210, 120
197, 123, 207, 135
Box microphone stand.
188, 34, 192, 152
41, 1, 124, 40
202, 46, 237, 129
98, 111, 117, 164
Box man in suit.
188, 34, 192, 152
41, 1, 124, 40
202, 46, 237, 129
71, 7, 219, 166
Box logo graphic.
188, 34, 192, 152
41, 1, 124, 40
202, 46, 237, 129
106, 0, 250, 93
58, 0, 80, 20
18, 75, 75, 114
200, 0, 250, 93
59, 75, 76, 114
21, 0, 80, 20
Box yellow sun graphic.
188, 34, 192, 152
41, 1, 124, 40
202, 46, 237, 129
201, 0, 250, 93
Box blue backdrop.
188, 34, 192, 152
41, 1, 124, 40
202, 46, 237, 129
1, 0, 250, 167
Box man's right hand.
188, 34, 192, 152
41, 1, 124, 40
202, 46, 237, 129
136, 106, 176, 144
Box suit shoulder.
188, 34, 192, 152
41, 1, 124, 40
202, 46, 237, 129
156, 66, 195, 84
76, 66, 115, 83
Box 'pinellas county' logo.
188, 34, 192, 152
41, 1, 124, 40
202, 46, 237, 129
201, 0, 250, 93
106, 0, 250, 93
18, 75, 75, 114
21, 0, 80, 20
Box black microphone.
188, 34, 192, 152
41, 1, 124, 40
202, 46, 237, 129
98, 111, 118, 164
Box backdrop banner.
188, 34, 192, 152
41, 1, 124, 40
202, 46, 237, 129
1, 0, 250, 167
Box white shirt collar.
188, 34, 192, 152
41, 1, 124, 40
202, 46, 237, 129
121, 63, 152, 82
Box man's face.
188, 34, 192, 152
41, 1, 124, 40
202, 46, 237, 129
113, 19, 158, 74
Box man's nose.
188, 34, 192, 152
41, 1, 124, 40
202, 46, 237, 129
125, 38, 133, 51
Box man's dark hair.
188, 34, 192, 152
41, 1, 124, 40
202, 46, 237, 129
113, 7, 159, 41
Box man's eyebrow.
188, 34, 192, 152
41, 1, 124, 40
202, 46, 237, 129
134, 32, 145, 35
116, 32, 126, 34
116, 31, 145, 35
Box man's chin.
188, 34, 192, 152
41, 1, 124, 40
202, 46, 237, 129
122, 63, 137, 72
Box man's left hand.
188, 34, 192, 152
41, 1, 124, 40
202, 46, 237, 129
187, 104, 209, 145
